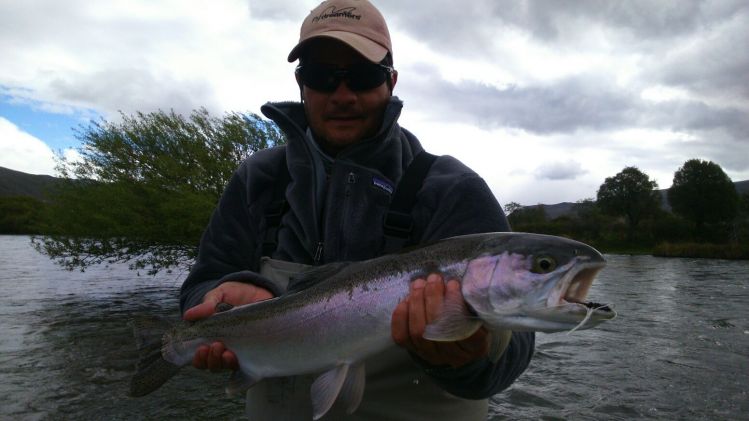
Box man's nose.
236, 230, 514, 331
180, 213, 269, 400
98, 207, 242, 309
330, 79, 357, 103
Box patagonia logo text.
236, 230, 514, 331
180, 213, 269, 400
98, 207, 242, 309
312, 6, 362, 23
372, 176, 393, 194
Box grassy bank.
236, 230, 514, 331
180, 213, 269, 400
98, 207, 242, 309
653, 242, 749, 260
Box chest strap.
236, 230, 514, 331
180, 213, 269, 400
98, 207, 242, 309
382, 151, 437, 254
262, 152, 290, 257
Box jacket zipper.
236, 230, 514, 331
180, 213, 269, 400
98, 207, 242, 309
313, 242, 324, 264
338, 172, 357, 260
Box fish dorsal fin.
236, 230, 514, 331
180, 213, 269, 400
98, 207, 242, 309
287, 261, 351, 293
311, 364, 349, 420
226, 370, 261, 397
423, 292, 483, 342
338, 363, 366, 415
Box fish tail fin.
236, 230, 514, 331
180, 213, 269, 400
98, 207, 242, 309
129, 315, 182, 397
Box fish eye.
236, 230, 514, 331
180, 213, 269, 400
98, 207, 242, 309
532, 256, 557, 274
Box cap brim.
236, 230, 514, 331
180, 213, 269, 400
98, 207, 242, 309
287, 31, 389, 63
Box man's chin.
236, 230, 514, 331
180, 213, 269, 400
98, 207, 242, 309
324, 131, 362, 149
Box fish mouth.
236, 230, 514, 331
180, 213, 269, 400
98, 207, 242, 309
549, 260, 615, 317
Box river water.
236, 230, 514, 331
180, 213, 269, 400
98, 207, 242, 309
0, 235, 747, 420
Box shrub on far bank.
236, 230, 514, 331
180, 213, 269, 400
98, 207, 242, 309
653, 242, 749, 260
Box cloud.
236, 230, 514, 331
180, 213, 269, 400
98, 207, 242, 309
47, 68, 218, 116
650, 9, 749, 103
247, 0, 309, 21
535, 161, 588, 180
0, 117, 57, 175
381, 0, 747, 52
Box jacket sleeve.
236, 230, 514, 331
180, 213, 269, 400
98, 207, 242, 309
179, 159, 284, 314
415, 170, 536, 399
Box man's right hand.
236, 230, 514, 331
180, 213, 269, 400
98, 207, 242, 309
183, 281, 274, 371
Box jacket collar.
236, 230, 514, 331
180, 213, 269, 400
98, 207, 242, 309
260, 96, 405, 158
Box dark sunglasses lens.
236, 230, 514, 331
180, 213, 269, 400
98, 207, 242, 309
300, 64, 388, 92
346, 64, 388, 91
300, 65, 339, 92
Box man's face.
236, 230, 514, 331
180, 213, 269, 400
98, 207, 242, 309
298, 39, 397, 154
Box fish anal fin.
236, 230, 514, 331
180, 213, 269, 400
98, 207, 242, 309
423, 293, 483, 342
311, 364, 349, 420
227, 370, 261, 397
339, 363, 366, 415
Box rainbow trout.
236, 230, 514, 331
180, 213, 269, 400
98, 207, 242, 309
130, 232, 615, 419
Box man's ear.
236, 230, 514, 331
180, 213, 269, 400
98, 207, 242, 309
389, 70, 398, 94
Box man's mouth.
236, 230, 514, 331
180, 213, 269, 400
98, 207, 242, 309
326, 115, 361, 121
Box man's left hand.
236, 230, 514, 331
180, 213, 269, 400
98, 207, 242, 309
391, 273, 490, 368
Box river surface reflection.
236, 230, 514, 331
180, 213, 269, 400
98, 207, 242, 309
0, 236, 747, 420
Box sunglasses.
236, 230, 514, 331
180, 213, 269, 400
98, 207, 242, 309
296, 62, 394, 93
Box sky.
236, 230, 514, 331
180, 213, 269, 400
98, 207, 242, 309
1, 0, 748, 206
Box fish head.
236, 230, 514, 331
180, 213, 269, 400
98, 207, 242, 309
461, 233, 615, 333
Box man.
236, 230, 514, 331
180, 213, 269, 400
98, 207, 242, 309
180, 0, 534, 419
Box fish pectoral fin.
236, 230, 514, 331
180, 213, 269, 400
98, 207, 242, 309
423, 293, 483, 342
226, 370, 261, 397
338, 363, 366, 415
311, 364, 349, 420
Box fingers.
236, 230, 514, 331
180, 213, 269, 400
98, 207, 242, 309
183, 298, 220, 321
183, 282, 275, 322
191, 342, 239, 371
391, 297, 409, 346
424, 274, 445, 324
391, 274, 491, 368
186, 282, 274, 372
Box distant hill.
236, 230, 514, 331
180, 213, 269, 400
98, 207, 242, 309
0, 166, 61, 200
521, 180, 749, 219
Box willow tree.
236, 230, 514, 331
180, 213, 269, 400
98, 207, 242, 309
33, 108, 285, 274
596, 166, 661, 240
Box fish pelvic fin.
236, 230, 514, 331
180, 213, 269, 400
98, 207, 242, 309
129, 315, 181, 397
339, 363, 366, 415
423, 290, 483, 342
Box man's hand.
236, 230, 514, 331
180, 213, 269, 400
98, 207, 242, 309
391, 273, 490, 368
183, 281, 274, 371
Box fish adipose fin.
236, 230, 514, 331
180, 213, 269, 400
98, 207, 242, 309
129, 315, 182, 397
423, 292, 483, 342
310, 362, 365, 420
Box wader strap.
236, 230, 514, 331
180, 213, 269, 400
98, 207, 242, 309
262, 153, 290, 257
382, 151, 437, 254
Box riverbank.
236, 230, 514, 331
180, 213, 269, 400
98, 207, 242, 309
653, 242, 749, 260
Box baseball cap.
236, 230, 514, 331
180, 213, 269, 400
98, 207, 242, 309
287, 0, 392, 63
